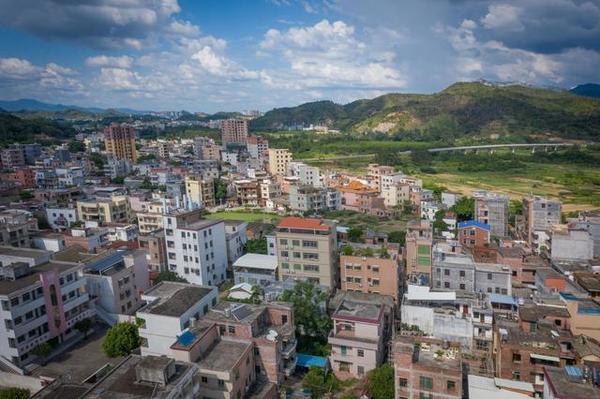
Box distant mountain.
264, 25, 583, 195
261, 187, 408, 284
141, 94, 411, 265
0, 98, 147, 115
570, 83, 600, 99
0, 113, 76, 145
251, 82, 600, 141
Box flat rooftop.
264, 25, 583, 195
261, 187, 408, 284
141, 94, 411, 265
181, 218, 222, 231
233, 253, 278, 270
0, 262, 79, 295
277, 216, 330, 232
140, 282, 215, 317
0, 245, 50, 259
197, 338, 250, 372
334, 299, 382, 323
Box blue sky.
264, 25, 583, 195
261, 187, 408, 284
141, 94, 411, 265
0, 0, 599, 112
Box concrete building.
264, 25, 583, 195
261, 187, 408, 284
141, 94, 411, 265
468, 374, 534, 399
570, 212, 600, 258
275, 217, 338, 288
247, 135, 269, 159
561, 293, 600, 341
233, 253, 278, 286
366, 164, 394, 191
405, 220, 433, 286
393, 337, 463, 399
136, 201, 166, 234
0, 247, 94, 368
551, 224, 594, 261
0, 144, 26, 168
288, 162, 323, 188
543, 365, 600, 399
0, 209, 39, 248
185, 175, 216, 208
103, 157, 132, 179
267, 148, 292, 176
64, 227, 109, 253
474, 191, 509, 237
458, 220, 491, 249
163, 209, 228, 286
233, 179, 260, 207
220, 119, 248, 146
77, 195, 131, 224
523, 196, 561, 244
224, 220, 248, 268
138, 229, 168, 273
137, 281, 218, 357
45, 205, 79, 230
32, 232, 66, 253
340, 244, 401, 303
288, 185, 340, 212
328, 293, 393, 379
103, 124, 137, 162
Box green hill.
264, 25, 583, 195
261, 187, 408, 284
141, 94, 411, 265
251, 82, 600, 141
0, 112, 76, 146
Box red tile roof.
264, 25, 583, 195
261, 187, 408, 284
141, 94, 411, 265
278, 217, 329, 231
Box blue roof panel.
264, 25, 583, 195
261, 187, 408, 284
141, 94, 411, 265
457, 220, 491, 231
177, 330, 196, 347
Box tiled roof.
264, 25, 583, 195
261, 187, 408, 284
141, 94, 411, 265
277, 216, 329, 231
457, 220, 491, 231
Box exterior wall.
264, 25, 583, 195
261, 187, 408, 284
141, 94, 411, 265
221, 119, 248, 145
458, 226, 490, 249
276, 225, 338, 288
474, 192, 509, 237
405, 222, 433, 286
523, 197, 561, 243
432, 259, 475, 291
185, 176, 216, 208
138, 231, 168, 272
46, 207, 79, 230
268, 149, 292, 176
475, 266, 512, 295
551, 229, 594, 261
340, 255, 399, 301
233, 267, 277, 286
104, 124, 137, 162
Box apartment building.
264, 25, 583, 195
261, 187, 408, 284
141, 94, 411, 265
474, 191, 509, 237
233, 179, 260, 207
77, 195, 131, 224
1, 167, 36, 189
247, 135, 269, 159
340, 244, 401, 303
328, 293, 393, 379
233, 253, 278, 286
103, 124, 137, 162
544, 365, 600, 399
138, 229, 168, 273
405, 220, 433, 286
288, 162, 323, 188
64, 227, 109, 253
185, 175, 216, 208
45, 205, 79, 230
0, 248, 93, 368
457, 220, 491, 249
523, 196, 561, 244
289, 185, 329, 212
163, 209, 228, 286
55, 166, 85, 187
0, 144, 26, 168
561, 293, 600, 341
136, 201, 166, 234
366, 164, 394, 191
224, 220, 248, 268
267, 148, 292, 176
393, 337, 462, 399
275, 217, 338, 288
137, 281, 218, 357
551, 224, 594, 261
221, 119, 248, 146
0, 209, 39, 248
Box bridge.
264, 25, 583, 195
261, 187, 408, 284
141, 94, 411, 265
426, 142, 575, 154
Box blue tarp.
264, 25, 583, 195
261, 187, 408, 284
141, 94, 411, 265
489, 293, 517, 306
177, 330, 196, 347
296, 354, 328, 369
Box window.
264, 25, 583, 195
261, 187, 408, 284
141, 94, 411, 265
398, 378, 408, 388
341, 346, 348, 356
293, 252, 301, 259
357, 349, 364, 357
372, 279, 380, 286
303, 240, 318, 248
512, 353, 521, 363
201, 376, 208, 383
281, 251, 289, 257
459, 283, 465, 290
444, 282, 450, 288
512, 371, 520, 381
279, 239, 288, 245
304, 264, 319, 272
292, 240, 300, 246
459, 270, 465, 277
444, 269, 450, 276
447, 380, 456, 392
282, 315, 288, 324
419, 376, 433, 390
281, 262, 289, 269
487, 273, 493, 280
303, 252, 319, 260
228, 325, 236, 334
357, 366, 364, 376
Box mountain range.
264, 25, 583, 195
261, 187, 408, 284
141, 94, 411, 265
0, 98, 144, 114
251, 82, 600, 141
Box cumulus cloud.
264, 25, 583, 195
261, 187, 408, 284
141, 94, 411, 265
86, 56, 134, 69
481, 4, 524, 31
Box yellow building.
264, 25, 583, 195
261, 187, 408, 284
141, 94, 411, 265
268, 148, 292, 176
185, 176, 216, 208
104, 124, 137, 162
77, 196, 131, 224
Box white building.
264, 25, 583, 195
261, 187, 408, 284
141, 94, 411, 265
45, 206, 79, 230
137, 282, 218, 357
224, 220, 248, 267
163, 209, 228, 286
55, 167, 85, 187
233, 253, 278, 286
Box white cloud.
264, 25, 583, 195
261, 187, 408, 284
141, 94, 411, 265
481, 4, 524, 31
86, 55, 134, 69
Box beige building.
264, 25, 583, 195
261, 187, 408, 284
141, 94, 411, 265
77, 195, 131, 224
103, 124, 137, 162
185, 175, 215, 208
405, 220, 433, 286
221, 119, 248, 145
276, 217, 338, 288
136, 201, 165, 234
268, 148, 292, 176
138, 229, 168, 272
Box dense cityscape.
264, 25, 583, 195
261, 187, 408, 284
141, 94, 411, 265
1, 1, 600, 399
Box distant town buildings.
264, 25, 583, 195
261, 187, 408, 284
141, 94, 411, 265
220, 119, 248, 146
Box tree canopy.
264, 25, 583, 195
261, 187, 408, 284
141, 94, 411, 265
365, 363, 395, 399
102, 322, 140, 357
280, 281, 331, 340
0, 388, 30, 399
155, 270, 188, 284
451, 196, 474, 222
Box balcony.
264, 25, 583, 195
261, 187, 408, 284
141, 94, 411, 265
283, 357, 297, 376
281, 339, 297, 358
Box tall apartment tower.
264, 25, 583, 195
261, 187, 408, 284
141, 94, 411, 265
474, 191, 509, 237
522, 196, 561, 243
103, 124, 137, 162
275, 217, 338, 288
220, 119, 248, 146
268, 148, 292, 176
163, 209, 227, 286
405, 219, 433, 286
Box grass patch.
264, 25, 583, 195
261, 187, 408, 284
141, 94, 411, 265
206, 210, 281, 223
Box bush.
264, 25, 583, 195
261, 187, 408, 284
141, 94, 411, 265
102, 322, 140, 357
0, 388, 30, 399
365, 363, 394, 399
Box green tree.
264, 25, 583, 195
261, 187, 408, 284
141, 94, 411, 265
31, 342, 52, 365
347, 227, 363, 243
365, 363, 394, 399
280, 281, 331, 340
19, 190, 34, 201
509, 199, 523, 226
140, 177, 153, 190
111, 176, 125, 184
302, 367, 342, 399
102, 322, 140, 357
249, 285, 263, 304
68, 140, 86, 153
388, 230, 406, 245
88, 153, 106, 168
341, 245, 354, 256
244, 238, 267, 254
432, 209, 449, 233
155, 270, 188, 284
214, 178, 228, 205
74, 318, 93, 339
451, 196, 474, 222
0, 387, 30, 399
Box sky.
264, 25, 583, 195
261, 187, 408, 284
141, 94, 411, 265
0, 0, 599, 112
